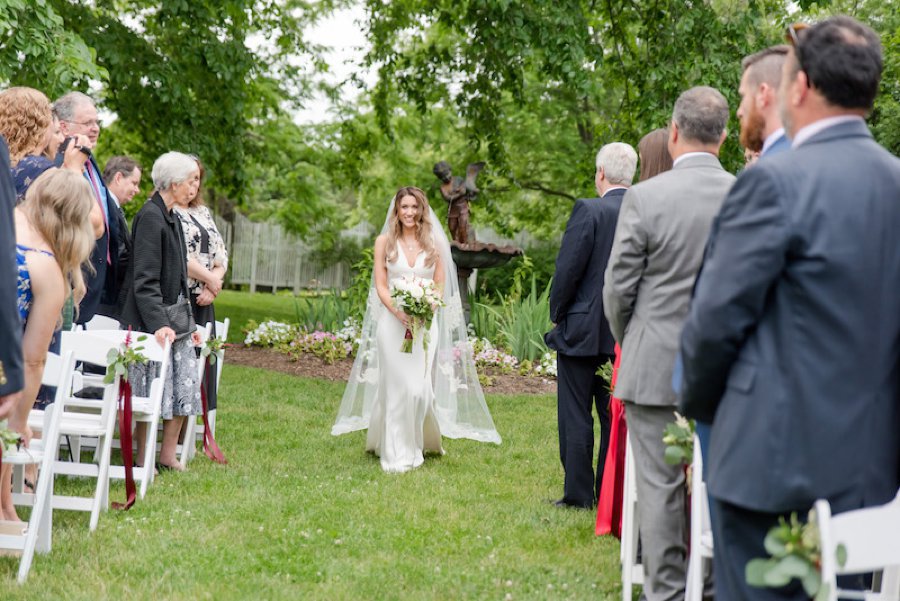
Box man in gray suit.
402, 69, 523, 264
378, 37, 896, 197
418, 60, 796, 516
679, 16, 899, 600
604, 86, 734, 601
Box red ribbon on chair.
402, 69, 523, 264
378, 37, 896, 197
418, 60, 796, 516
111, 377, 136, 510
200, 358, 226, 464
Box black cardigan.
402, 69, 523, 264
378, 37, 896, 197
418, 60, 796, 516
118, 192, 189, 334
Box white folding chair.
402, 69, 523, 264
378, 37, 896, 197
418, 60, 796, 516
1, 350, 76, 583
685, 433, 714, 601
78, 330, 171, 500
81, 314, 120, 331
816, 489, 900, 601
620, 433, 643, 600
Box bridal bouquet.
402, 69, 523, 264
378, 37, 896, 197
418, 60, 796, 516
390, 275, 444, 353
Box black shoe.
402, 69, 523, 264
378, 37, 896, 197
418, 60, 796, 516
550, 498, 592, 510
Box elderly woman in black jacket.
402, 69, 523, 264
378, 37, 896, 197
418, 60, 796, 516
119, 151, 202, 472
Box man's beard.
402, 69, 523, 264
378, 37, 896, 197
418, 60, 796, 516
739, 103, 767, 153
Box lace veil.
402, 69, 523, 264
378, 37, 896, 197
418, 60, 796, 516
331, 197, 502, 444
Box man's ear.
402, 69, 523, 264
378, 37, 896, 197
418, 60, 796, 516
757, 83, 773, 109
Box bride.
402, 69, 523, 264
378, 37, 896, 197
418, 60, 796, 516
332, 186, 501, 472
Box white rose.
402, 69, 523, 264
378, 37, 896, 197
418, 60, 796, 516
409, 284, 424, 299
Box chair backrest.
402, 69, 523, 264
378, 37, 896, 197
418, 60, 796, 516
215, 318, 230, 342
82, 314, 120, 331
816, 489, 900, 601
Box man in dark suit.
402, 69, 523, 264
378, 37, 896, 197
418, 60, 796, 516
99, 156, 142, 319
545, 142, 638, 509
0, 136, 23, 419
55, 92, 122, 325
679, 16, 900, 600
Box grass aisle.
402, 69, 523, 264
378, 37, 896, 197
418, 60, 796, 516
2, 365, 622, 600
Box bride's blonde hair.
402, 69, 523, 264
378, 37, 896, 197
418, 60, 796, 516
20, 169, 96, 308
384, 186, 437, 267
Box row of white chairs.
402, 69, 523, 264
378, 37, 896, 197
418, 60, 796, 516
620, 433, 900, 601
1, 316, 229, 582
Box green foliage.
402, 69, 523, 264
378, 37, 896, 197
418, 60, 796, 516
292, 291, 353, 333
346, 247, 375, 322
476, 244, 557, 302
0, 0, 107, 97
470, 296, 500, 342
595, 359, 615, 395
0, 419, 22, 453
745, 510, 830, 600
103, 334, 149, 385
483, 277, 552, 362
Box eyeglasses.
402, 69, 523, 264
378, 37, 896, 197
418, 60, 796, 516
785, 22, 809, 49
64, 119, 101, 129
785, 22, 811, 87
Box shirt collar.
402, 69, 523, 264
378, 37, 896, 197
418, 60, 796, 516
602, 185, 629, 197
761, 128, 786, 155
791, 115, 865, 148
672, 151, 715, 168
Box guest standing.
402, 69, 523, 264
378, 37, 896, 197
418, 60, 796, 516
174, 157, 227, 431
679, 17, 900, 600
119, 152, 202, 472
54, 92, 123, 325
1, 169, 95, 522
99, 155, 142, 319
604, 87, 734, 600
545, 142, 638, 509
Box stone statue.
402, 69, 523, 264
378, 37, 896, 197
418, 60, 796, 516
433, 160, 485, 245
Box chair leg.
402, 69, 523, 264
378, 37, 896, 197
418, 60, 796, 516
90, 433, 113, 532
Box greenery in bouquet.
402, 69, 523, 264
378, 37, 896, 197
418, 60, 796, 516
389, 275, 444, 353
595, 359, 615, 394
662, 412, 695, 467
0, 419, 23, 453
746, 510, 831, 600
201, 335, 230, 365
104, 334, 149, 385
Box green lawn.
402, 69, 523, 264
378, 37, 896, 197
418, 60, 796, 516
0, 366, 624, 600
215, 289, 303, 343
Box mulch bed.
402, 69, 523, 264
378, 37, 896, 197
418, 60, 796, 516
226, 345, 557, 396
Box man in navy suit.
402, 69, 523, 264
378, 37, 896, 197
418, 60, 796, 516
55, 92, 122, 325
0, 136, 23, 419
679, 16, 900, 600
545, 142, 638, 509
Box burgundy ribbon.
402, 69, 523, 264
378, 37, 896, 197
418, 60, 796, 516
404, 328, 413, 341
112, 329, 136, 510
200, 357, 227, 464
111, 377, 136, 510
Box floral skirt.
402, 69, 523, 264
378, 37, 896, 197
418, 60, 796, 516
128, 336, 201, 419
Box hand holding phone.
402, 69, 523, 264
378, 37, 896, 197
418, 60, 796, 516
60, 135, 91, 172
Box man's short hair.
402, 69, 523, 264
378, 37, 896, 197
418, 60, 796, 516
53, 91, 96, 122
672, 86, 729, 145
596, 142, 638, 186
741, 45, 790, 90
103, 156, 141, 185
793, 15, 882, 111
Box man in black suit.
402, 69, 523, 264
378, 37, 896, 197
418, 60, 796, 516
55, 92, 122, 325
99, 156, 142, 319
545, 142, 638, 509
0, 136, 23, 419
679, 16, 900, 600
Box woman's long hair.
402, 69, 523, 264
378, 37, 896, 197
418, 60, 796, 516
187, 155, 206, 208
20, 169, 96, 307
0, 87, 53, 166
638, 128, 674, 182
384, 186, 437, 267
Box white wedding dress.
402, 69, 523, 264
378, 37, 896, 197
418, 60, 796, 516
366, 242, 444, 473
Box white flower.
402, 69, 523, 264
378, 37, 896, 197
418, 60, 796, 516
409, 284, 424, 299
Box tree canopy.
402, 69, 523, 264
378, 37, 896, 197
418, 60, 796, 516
1, 0, 897, 249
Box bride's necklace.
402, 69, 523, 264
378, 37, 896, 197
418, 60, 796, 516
401, 236, 419, 251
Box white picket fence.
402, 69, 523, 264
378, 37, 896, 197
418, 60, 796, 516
214, 213, 373, 293
213, 213, 534, 294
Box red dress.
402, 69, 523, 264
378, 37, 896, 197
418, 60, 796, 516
595, 345, 626, 537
